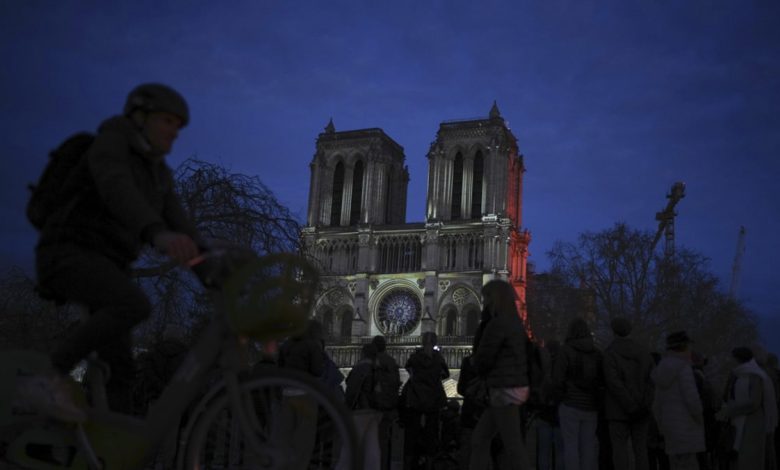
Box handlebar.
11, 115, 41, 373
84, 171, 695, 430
187, 245, 320, 340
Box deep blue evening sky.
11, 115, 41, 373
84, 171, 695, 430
2, 1, 778, 349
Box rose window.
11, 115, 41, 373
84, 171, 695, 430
376, 289, 422, 336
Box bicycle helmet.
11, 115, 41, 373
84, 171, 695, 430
124, 83, 190, 127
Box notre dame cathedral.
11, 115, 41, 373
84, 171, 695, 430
301, 103, 531, 370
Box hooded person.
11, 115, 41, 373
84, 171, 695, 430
603, 316, 655, 470
651, 331, 704, 470
553, 316, 603, 470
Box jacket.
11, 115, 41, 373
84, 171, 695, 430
553, 336, 603, 411
603, 336, 654, 421
722, 359, 778, 470
651, 354, 705, 455
38, 115, 197, 265
404, 348, 449, 412
473, 310, 529, 389
345, 358, 376, 410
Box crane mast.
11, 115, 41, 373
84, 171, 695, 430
652, 182, 686, 258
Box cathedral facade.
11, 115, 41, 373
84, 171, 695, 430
301, 103, 530, 368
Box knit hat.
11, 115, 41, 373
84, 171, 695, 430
665, 331, 692, 350
610, 317, 632, 337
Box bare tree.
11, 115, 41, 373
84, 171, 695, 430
176, 158, 301, 254
526, 269, 595, 344
0, 266, 81, 352
544, 222, 758, 354
131, 158, 303, 347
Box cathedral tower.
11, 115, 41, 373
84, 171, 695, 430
307, 120, 409, 227
426, 102, 524, 227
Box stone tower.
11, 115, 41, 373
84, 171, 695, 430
306, 119, 409, 228
426, 101, 523, 227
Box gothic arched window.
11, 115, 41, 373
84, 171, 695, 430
471, 151, 484, 219
451, 153, 463, 220
330, 161, 345, 227
350, 160, 364, 225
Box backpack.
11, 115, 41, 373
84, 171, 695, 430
26, 132, 95, 230
345, 360, 375, 410
404, 350, 447, 412
372, 355, 401, 410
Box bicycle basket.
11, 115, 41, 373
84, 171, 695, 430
218, 253, 319, 341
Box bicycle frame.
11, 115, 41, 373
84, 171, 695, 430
82, 304, 255, 468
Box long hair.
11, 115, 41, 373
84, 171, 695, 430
481, 280, 519, 319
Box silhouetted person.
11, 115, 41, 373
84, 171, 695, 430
29, 83, 198, 421
652, 331, 704, 470
648, 352, 671, 470
554, 317, 603, 470
603, 316, 654, 470
769, 353, 780, 467
278, 319, 325, 470
691, 352, 716, 470
344, 343, 383, 469
537, 338, 564, 470
468, 280, 531, 470
372, 335, 401, 470
403, 331, 449, 470
755, 345, 780, 470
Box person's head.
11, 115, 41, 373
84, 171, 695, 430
124, 83, 189, 155
306, 318, 324, 342
665, 331, 692, 353
610, 316, 632, 338
421, 331, 437, 350
372, 335, 387, 353
481, 280, 519, 319
361, 343, 378, 360
565, 317, 591, 342
732, 346, 754, 365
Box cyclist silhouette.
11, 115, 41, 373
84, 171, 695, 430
28, 83, 200, 421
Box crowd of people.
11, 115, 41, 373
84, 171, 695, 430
288, 278, 780, 470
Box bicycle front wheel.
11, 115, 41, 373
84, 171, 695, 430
183, 367, 359, 470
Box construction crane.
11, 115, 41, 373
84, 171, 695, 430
651, 182, 686, 258
729, 226, 746, 299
